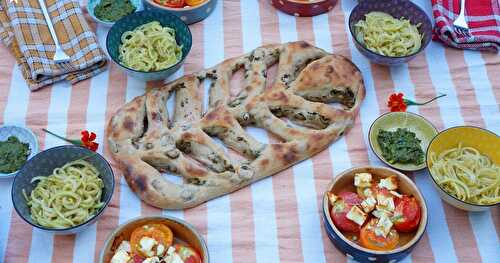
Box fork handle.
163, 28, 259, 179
459, 0, 466, 16
37, 0, 61, 49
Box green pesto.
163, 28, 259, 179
94, 0, 136, 22
0, 136, 30, 173
377, 128, 424, 165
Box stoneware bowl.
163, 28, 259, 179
426, 126, 500, 212
143, 0, 217, 25
12, 145, 114, 235
87, 0, 142, 27
322, 166, 428, 262
271, 0, 338, 17
348, 0, 432, 65
369, 112, 438, 172
98, 216, 209, 263
0, 125, 38, 179
106, 10, 192, 81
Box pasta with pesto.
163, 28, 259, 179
23, 160, 104, 228
119, 21, 182, 72
354, 12, 422, 57
429, 144, 500, 205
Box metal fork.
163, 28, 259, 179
453, 0, 470, 37
37, 0, 71, 64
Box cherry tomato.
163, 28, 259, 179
185, 0, 205, 6
393, 195, 421, 232
154, 0, 185, 8
132, 255, 144, 263
175, 244, 202, 263
359, 219, 399, 251
330, 192, 362, 233
130, 224, 174, 257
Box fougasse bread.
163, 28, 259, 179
107, 41, 366, 209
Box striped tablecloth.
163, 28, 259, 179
0, 0, 499, 262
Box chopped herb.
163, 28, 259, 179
94, 0, 136, 22
377, 128, 424, 165
0, 136, 30, 173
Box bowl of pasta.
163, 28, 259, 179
427, 126, 500, 212
348, 0, 432, 65
12, 145, 115, 234
106, 10, 192, 81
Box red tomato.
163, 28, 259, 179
132, 255, 144, 263
154, 0, 185, 8
330, 192, 362, 233
175, 244, 202, 263
393, 195, 421, 232
359, 219, 399, 251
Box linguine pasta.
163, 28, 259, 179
354, 12, 422, 57
429, 144, 500, 205
23, 160, 104, 228
119, 21, 182, 72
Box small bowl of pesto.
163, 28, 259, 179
0, 125, 38, 179
369, 112, 438, 172
88, 0, 141, 27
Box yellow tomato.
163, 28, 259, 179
185, 0, 205, 6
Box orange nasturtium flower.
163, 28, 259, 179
43, 129, 99, 152
387, 92, 446, 112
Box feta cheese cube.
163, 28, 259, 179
139, 237, 157, 257
376, 192, 395, 212
346, 205, 367, 226
116, 241, 131, 253
374, 215, 393, 238
361, 196, 377, 213
378, 176, 398, 191
167, 246, 176, 256
156, 244, 165, 256
327, 192, 338, 206
372, 208, 393, 218
110, 250, 130, 263
354, 173, 373, 188
142, 256, 160, 263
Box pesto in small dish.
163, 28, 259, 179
0, 136, 30, 173
377, 128, 424, 165
94, 0, 136, 22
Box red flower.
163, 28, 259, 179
81, 130, 99, 151
388, 93, 407, 112
387, 92, 446, 112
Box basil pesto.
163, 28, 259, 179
0, 136, 30, 173
377, 128, 424, 165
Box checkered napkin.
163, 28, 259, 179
431, 0, 500, 52
0, 0, 107, 91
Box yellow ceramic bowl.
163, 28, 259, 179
426, 126, 500, 212
369, 112, 438, 172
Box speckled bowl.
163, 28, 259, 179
143, 0, 217, 25
369, 112, 438, 172
427, 126, 500, 212
12, 145, 114, 235
323, 166, 428, 263
348, 0, 432, 65
0, 125, 38, 179
106, 10, 192, 81
271, 0, 338, 17
87, 0, 142, 27
98, 216, 209, 263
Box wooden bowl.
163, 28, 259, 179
271, 0, 337, 17
98, 216, 209, 263
322, 166, 428, 262
427, 126, 500, 212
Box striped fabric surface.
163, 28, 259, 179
0, 0, 499, 262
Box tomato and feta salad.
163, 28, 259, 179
110, 223, 202, 263
327, 173, 421, 251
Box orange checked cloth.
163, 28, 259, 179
0, 0, 107, 90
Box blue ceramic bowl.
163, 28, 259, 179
12, 145, 114, 235
348, 0, 432, 65
87, 0, 142, 27
143, 0, 217, 25
322, 166, 428, 262
106, 10, 192, 81
0, 125, 38, 179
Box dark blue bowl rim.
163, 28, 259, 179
12, 145, 115, 232
348, 0, 432, 59
105, 10, 192, 74
144, 0, 214, 11
322, 166, 429, 255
